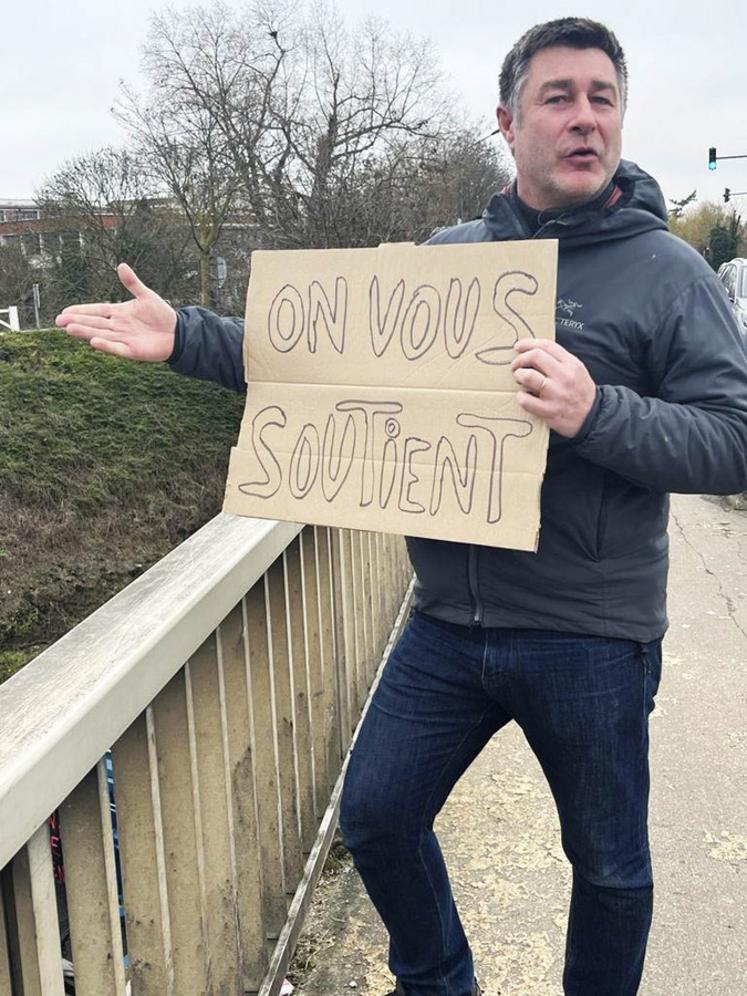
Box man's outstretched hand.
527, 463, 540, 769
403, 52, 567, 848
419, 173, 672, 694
55, 263, 177, 362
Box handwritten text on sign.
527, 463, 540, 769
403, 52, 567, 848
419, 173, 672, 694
223, 241, 558, 550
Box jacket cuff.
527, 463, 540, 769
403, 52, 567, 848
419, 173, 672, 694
570, 386, 603, 445
166, 310, 187, 366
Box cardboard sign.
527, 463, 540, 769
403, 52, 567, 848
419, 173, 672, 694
223, 241, 557, 551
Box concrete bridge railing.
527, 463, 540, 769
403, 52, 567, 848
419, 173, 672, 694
0, 515, 412, 995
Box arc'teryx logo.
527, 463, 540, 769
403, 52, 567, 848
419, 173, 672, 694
556, 297, 585, 331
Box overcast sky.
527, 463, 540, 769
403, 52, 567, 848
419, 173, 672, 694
4, 0, 745, 210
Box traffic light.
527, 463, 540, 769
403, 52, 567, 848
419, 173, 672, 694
709, 147, 717, 170
724, 188, 731, 203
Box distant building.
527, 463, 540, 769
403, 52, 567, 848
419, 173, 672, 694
0, 198, 42, 223
0, 197, 116, 261
0, 199, 45, 257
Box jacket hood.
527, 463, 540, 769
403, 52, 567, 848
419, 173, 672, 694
482, 159, 669, 248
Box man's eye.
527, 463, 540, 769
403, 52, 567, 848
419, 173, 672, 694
592, 96, 613, 105
545, 95, 567, 104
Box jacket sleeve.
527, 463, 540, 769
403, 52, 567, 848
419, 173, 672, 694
573, 275, 747, 494
167, 306, 246, 394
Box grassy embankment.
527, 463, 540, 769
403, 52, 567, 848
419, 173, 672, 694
0, 331, 245, 682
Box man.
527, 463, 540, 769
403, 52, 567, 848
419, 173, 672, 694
57, 17, 747, 995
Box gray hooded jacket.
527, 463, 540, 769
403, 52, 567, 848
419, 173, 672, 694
169, 161, 747, 641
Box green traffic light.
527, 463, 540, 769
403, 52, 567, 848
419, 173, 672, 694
709, 162, 717, 171
708, 146, 717, 170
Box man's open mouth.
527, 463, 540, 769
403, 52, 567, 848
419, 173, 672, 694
565, 148, 598, 162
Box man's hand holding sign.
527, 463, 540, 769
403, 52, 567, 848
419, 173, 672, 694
512, 338, 598, 437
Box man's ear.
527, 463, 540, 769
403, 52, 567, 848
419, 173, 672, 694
496, 105, 515, 153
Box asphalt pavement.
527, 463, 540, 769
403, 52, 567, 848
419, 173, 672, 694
293, 494, 746, 996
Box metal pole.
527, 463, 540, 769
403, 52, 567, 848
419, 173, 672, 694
32, 283, 41, 329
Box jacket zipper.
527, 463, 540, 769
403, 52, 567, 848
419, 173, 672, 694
534, 216, 571, 240
465, 202, 550, 627
468, 545, 483, 625
467, 205, 571, 626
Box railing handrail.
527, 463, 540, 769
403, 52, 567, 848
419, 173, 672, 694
0, 512, 302, 868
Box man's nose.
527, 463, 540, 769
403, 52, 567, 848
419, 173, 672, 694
568, 96, 597, 133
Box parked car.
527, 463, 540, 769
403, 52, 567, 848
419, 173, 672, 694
717, 258, 747, 333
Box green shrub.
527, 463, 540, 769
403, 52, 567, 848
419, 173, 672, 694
0, 330, 245, 679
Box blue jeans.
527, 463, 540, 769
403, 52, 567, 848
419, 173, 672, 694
339, 612, 662, 996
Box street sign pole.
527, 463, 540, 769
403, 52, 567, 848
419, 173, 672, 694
32, 283, 41, 329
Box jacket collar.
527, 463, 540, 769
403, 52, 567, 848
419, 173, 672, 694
483, 160, 668, 246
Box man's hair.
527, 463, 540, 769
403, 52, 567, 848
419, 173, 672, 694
499, 17, 628, 119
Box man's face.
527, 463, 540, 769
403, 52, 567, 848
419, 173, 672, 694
498, 45, 623, 211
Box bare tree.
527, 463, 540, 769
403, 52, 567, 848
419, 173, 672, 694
35, 147, 196, 317
116, 5, 243, 306
121, 0, 466, 252
399, 128, 512, 236
32, 0, 509, 323
302, 125, 511, 247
